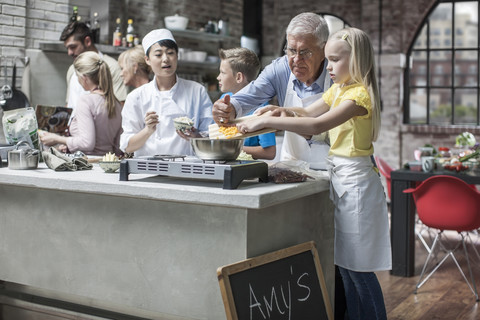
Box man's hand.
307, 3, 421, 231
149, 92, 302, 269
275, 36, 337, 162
212, 94, 236, 125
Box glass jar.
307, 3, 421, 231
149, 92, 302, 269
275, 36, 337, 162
438, 147, 451, 158
419, 147, 434, 157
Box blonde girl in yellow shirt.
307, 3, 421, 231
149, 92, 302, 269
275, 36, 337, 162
237, 27, 391, 320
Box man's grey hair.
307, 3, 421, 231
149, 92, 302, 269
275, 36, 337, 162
286, 12, 330, 47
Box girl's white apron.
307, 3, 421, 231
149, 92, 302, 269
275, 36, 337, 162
327, 155, 392, 272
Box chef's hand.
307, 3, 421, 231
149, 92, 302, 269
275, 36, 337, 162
145, 111, 159, 133
176, 127, 202, 140
213, 94, 236, 125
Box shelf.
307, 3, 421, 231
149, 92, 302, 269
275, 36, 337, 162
40, 42, 127, 56
168, 29, 236, 43
177, 60, 219, 71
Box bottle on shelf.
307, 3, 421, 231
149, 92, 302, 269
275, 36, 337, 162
91, 12, 100, 43
70, 6, 78, 23
218, 18, 229, 36
112, 18, 122, 47
126, 19, 135, 47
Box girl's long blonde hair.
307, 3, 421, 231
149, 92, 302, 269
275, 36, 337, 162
74, 51, 118, 118
330, 27, 381, 142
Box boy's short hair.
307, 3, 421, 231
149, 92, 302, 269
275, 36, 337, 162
60, 21, 93, 42
219, 48, 260, 82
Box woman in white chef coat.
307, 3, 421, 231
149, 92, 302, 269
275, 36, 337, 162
120, 29, 213, 157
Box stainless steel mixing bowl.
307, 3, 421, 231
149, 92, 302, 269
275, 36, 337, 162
190, 138, 244, 161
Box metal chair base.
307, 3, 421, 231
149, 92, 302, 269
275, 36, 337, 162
414, 231, 479, 301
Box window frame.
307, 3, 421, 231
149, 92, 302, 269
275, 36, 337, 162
405, 0, 480, 126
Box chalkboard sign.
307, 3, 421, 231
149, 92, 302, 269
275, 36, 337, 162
217, 241, 333, 320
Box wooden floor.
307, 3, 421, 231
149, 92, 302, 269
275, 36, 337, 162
377, 228, 480, 320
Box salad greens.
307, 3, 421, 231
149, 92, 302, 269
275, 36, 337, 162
455, 132, 476, 147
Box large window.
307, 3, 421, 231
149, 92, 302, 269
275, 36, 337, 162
406, 0, 479, 125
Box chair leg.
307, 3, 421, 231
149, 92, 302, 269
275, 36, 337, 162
465, 231, 480, 266
415, 232, 446, 293
459, 233, 479, 301
415, 231, 480, 301
416, 215, 435, 254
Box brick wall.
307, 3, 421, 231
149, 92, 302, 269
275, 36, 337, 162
1, 0, 473, 171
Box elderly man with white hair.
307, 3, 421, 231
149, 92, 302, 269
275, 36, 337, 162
120, 29, 213, 157
212, 12, 332, 167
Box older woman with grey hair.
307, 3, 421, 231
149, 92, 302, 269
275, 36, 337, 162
118, 44, 151, 89
212, 12, 331, 163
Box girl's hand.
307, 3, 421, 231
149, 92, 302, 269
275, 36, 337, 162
254, 105, 282, 116
237, 116, 267, 134
255, 105, 294, 117
145, 111, 159, 132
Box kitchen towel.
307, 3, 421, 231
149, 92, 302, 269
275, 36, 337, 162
42, 147, 92, 171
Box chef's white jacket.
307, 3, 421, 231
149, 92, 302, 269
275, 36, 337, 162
120, 76, 213, 157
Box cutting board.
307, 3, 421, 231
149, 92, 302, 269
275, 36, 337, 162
209, 114, 276, 139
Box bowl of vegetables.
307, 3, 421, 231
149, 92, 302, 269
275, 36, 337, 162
98, 152, 121, 173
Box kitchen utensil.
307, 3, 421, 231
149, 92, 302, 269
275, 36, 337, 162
8, 140, 39, 169
208, 113, 276, 139
164, 15, 189, 30
190, 138, 244, 161
1, 57, 30, 111
120, 157, 268, 189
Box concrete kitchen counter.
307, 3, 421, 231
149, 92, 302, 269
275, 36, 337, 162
0, 163, 334, 319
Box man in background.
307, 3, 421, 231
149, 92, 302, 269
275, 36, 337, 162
60, 21, 128, 109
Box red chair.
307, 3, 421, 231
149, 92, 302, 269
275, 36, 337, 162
375, 156, 393, 199
404, 175, 480, 301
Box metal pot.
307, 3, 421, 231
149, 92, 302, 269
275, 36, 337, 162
190, 138, 244, 161
8, 141, 39, 170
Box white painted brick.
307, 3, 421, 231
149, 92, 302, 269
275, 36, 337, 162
45, 11, 66, 23
3, 25, 26, 37
44, 30, 61, 41
3, 4, 26, 17
34, 0, 57, 11
14, 16, 26, 27
0, 14, 14, 25
0, 36, 15, 46
1, 0, 17, 5
56, 3, 70, 15
2, 46, 26, 57
28, 28, 45, 39
33, 19, 56, 31
28, 8, 46, 20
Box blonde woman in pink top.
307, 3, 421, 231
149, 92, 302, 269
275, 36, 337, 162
40, 51, 123, 156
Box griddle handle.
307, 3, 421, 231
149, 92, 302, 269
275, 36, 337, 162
223, 161, 269, 189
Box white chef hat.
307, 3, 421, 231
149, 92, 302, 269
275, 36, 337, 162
142, 29, 176, 55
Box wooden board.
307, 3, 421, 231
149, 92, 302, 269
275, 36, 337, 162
217, 241, 333, 320
209, 114, 276, 139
